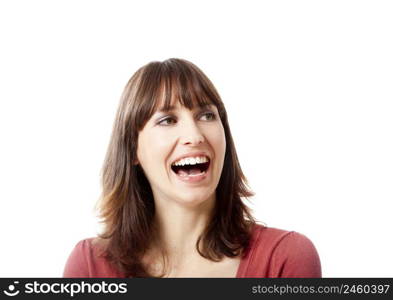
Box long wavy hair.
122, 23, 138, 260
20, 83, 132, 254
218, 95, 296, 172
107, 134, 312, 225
97, 58, 256, 277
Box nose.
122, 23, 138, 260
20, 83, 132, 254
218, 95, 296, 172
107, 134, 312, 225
179, 119, 205, 146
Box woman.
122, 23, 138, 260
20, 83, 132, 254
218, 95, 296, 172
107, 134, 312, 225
63, 58, 321, 278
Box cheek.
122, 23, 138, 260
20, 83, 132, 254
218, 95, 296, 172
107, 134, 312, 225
137, 131, 173, 170
206, 124, 226, 157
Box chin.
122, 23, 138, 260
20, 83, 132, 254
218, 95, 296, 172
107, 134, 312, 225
173, 189, 215, 207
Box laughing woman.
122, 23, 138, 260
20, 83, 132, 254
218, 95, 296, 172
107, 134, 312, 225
63, 58, 321, 278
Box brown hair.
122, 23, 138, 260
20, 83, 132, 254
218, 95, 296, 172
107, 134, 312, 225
97, 58, 256, 277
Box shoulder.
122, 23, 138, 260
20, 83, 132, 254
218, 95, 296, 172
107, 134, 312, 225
239, 224, 322, 278
63, 238, 124, 278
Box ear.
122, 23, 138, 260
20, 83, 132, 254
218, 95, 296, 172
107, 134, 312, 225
133, 158, 139, 165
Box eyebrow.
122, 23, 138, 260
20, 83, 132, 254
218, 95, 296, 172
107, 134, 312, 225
156, 103, 213, 113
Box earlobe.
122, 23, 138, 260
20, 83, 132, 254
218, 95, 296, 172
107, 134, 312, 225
133, 158, 139, 165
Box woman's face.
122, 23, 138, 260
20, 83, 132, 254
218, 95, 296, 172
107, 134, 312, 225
136, 101, 226, 207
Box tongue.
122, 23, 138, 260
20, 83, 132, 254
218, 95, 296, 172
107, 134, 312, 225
178, 167, 202, 177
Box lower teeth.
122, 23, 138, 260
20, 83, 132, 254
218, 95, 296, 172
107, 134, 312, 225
188, 171, 205, 177
178, 171, 206, 177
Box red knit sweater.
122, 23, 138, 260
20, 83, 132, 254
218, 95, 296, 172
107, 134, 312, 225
63, 225, 321, 278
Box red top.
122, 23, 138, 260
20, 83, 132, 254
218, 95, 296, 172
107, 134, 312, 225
63, 225, 321, 278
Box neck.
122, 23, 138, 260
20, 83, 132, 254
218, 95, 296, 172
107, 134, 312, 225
150, 194, 215, 265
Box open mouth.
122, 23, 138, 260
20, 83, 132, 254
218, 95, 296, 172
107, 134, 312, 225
171, 156, 210, 177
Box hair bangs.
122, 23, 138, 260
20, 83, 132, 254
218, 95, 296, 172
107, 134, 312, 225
135, 59, 223, 131
157, 67, 219, 112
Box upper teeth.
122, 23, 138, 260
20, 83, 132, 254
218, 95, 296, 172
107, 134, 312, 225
172, 156, 209, 166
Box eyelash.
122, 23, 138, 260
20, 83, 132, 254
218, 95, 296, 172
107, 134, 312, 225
157, 111, 217, 126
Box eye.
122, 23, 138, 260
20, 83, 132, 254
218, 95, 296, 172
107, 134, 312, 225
199, 111, 216, 121
157, 116, 177, 126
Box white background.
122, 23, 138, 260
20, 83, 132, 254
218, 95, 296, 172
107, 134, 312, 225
0, 0, 392, 277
